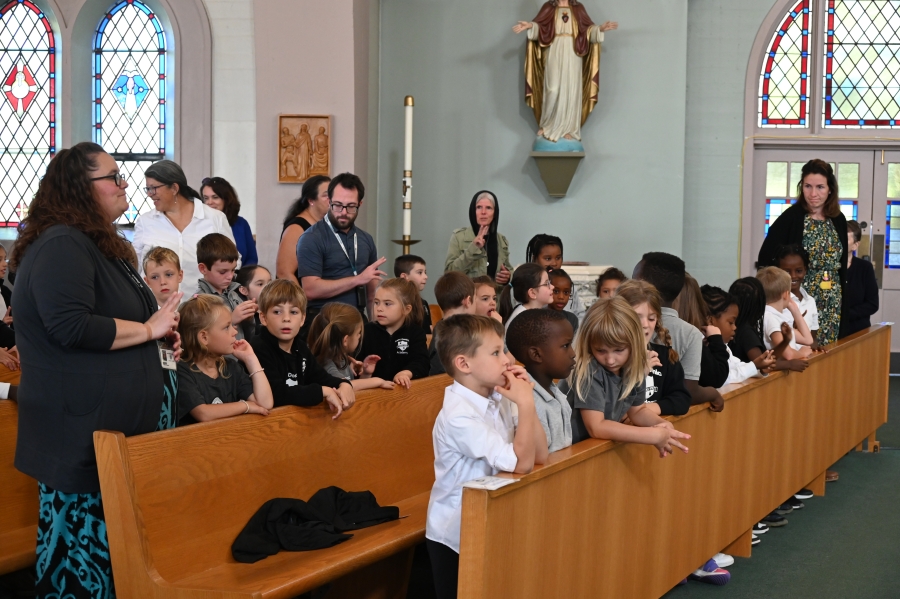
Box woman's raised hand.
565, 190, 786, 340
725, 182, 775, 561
146, 291, 183, 340
472, 225, 490, 249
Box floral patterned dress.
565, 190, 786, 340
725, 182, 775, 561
802, 216, 843, 345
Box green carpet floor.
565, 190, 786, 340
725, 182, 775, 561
663, 377, 900, 599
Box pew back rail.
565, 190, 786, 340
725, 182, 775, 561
95, 375, 452, 599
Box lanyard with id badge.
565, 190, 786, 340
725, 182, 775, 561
117, 258, 177, 370
324, 217, 367, 307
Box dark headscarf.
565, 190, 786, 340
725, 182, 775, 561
469, 190, 499, 278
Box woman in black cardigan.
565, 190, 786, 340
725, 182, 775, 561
840, 220, 879, 338
758, 159, 847, 346
12, 143, 182, 599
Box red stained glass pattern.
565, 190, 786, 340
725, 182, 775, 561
759, 0, 810, 127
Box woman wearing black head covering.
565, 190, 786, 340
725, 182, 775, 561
444, 190, 513, 284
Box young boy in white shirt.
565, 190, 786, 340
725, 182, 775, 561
757, 267, 814, 359
426, 314, 548, 599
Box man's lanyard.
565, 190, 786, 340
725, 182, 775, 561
323, 217, 358, 276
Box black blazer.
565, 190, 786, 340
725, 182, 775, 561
13, 226, 163, 493
757, 203, 848, 287
839, 257, 879, 339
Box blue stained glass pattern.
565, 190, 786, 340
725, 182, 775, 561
93, 0, 165, 224
886, 202, 900, 268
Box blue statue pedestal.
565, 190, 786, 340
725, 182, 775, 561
530, 136, 584, 197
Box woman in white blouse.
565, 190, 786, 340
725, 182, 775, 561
133, 160, 237, 293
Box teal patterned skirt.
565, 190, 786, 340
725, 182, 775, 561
34, 370, 177, 598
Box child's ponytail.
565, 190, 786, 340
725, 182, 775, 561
498, 263, 545, 323
308, 303, 364, 369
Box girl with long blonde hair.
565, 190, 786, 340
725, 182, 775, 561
560, 296, 691, 458
615, 280, 691, 417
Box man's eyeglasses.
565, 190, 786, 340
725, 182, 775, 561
90, 172, 126, 187
330, 203, 359, 214
144, 183, 169, 195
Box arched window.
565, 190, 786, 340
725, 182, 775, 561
94, 0, 166, 223
759, 0, 900, 129
759, 0, 810, 127
0, 0, 55, 227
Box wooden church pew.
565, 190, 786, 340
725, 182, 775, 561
0, 399, 38, 575
95, 374, 453, 599
457, 325, 891, 599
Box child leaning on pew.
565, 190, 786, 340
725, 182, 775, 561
426, 314, 548, 599
701, 284, 775, 387
176, 294, 273, 426
249, 280, 353, 417
506, 309, 575, 452
559, 297, 691, 456
358, 278, 430, 388
756, 267, 814, 359
428, 272, 477, 376
307, 302, 395, 391
195, 233, 257, 340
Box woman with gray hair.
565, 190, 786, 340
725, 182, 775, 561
133, 160, 237, 293
444, 190, 513, 284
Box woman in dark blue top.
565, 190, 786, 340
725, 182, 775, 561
12, 142, 182, 599
201, 176, 258, 265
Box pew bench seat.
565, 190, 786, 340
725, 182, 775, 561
171, 492, 429, 598
0, 399, 38, 576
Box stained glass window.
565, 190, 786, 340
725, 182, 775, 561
0, 0, 55, 227
886, 201, 900, 267
824, 0, 900, 127
760, 0, 810, 127
94, 0, 165, 223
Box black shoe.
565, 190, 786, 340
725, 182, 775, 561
762, 512, 788, 527
787, 496, 805, 510
775, 502, 794, 515
754, 522, 769, 534
752, 533, 761, 546
795, 488, 814, 500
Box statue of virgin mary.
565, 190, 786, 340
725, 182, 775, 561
514, 1, 616, 144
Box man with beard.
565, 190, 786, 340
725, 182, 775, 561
297, 173, 386, 337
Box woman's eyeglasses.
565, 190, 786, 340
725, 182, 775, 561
201, 177, 226, 187
90, 172, 126, 187
143, 183, 169, 195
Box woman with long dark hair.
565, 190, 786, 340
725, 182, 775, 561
12, 142, 182, 598
443, 190, 513, 284
201, 176, 258, 265
276, 174, 331, 283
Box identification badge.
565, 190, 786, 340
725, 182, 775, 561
820, 271, 832, 290
157, 339, 177, 370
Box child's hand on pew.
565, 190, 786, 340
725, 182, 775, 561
322, 386, 344, 419
393, 370, 413, 389
0, 347, 18, 371
708, 390, 725, 413
785, 358, 809, 372
244, 400, 269, 416
752, 349, 776, 374
651, 426, 691, 458
372, 377, 395, 390
336, 382, 355, 410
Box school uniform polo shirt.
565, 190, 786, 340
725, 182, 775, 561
295, 218, 378, 310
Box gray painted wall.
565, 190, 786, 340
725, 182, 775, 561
682, 0, 775, 288
377, 0, 688, 299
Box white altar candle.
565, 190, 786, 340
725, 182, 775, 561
404, 97, 414, 172
403, 96, 414, 237
403, 207, 412, 238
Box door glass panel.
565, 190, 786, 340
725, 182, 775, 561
766, 162, 788, 197
887, 163, 900, 198
886, 202, 900, 268
790, 162, 803, 196
839, 200, 858, 222
837, 163, 859, 198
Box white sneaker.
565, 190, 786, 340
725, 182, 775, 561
713, 552, 735, 568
